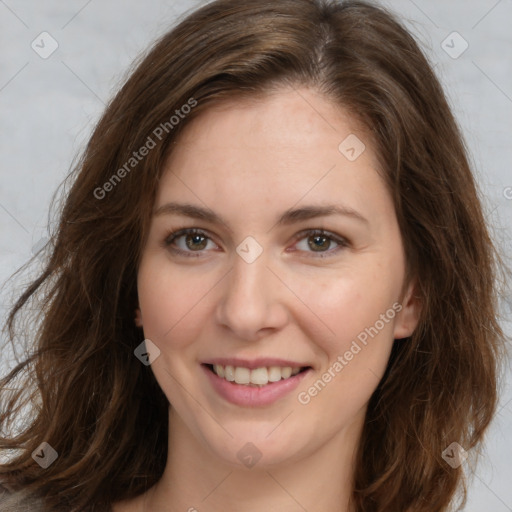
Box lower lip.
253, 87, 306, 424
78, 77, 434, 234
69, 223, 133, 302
202, 365, 312, 407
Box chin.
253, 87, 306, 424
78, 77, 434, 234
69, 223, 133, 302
201, 425, 309, 470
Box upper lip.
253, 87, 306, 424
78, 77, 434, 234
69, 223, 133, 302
202, 357, 311, 370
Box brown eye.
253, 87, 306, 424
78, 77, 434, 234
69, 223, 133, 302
308, 234, 331, 252
184, 233, 208, 251
293, 229, 349, 257
164, 228, 216, 257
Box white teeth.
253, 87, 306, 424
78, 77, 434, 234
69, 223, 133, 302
250, 367, 268, 385
224, 365, 235, 382
281, 367, 292, 379
234, 367, 250, 384
211, 364, 304, 386
268, 366, 282, 382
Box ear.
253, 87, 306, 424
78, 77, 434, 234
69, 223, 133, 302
393, 279, 421, 339
134, 307, 143, 328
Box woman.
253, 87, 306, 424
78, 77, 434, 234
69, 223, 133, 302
0, 0, 506, 510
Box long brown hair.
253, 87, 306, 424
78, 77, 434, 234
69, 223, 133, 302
1, 1, 507, 510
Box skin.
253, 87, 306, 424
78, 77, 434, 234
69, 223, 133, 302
113, 86, 420, 512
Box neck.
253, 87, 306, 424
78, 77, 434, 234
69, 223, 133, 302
146, 406, 363, 512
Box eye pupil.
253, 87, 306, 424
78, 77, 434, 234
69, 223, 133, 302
186, 234, 207, 250
308, 235, 329, 251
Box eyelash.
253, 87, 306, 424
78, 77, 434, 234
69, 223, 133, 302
162, 227, 349, 258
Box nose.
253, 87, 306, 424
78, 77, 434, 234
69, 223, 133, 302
215, 248, 289, 342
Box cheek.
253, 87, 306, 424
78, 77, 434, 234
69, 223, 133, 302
298, 261, 401, 354
136, 256, 209, 346
296, 276, 399, 417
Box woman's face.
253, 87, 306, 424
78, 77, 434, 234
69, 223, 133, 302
137, 86, 419, 468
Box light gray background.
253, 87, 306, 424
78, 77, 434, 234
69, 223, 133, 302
0, 1, 511, 510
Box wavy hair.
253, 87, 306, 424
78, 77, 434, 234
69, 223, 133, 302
0, 0, 507, 510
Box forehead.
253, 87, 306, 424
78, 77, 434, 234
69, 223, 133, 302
169, 87, 368, 156
155, 87, 390, 226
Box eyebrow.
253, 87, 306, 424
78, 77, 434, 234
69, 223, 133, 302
154, 201, 369, 230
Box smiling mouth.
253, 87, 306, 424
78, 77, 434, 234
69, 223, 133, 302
203, 363, 311, 387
